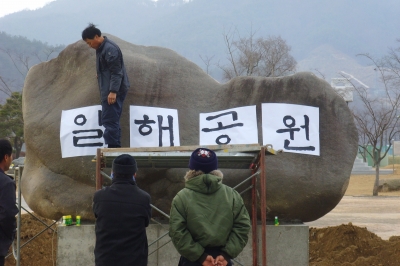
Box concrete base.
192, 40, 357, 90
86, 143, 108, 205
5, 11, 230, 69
57, 223, 308, 266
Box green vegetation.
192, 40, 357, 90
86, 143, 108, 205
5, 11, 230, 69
0, 92, 23, 157
0, 32, 65, 155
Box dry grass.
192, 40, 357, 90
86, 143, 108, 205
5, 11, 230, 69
345, 164, 400, 196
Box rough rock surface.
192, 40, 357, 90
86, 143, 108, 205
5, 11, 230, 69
22, 34, 358, 222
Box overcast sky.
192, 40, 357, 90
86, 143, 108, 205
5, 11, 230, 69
1, 0, 55, 18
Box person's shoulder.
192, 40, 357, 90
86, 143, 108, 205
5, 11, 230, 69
172, 188, 189, 201
93, 186, 110, 199
0, 171, 15, 185
221, 184, 241, 197
136, 186, 151, 199
103, 37, 120, 51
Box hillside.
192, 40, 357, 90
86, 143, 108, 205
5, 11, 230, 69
0, 0, 398, 73
0, 32, 64, 102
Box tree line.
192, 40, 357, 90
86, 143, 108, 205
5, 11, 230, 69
0, 31, 64, 158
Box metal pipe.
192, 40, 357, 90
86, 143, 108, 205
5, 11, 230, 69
150, 204, 170, 219
148, 239, 172, 256
22, 209, 56, 232
233, 172, 259, 190
148, 231, 170, 247
251, 165, 258, 266
18, 221, 57, 248
96, 148, 102, 190
239, 185, 253, 195
17, 167, 22, 266
260, 146, 267, 266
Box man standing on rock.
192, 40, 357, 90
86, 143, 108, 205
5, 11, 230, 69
82, 23, 130, 148
0, 139, 18, 266
93, 154, 151, 266
169, 148, 251, 266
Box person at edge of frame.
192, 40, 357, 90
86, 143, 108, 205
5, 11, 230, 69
81, 23, 130, 148
93, 154, 151, 266
0, 139, 19, 266
169, 147, 251, 266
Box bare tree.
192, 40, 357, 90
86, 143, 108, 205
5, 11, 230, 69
217, 28, 297, 81
0, 76, 14, 97
0, 43, 64, 156
350, 44, 400, 195
199, 54, 215, 75
313, 68, 326, 80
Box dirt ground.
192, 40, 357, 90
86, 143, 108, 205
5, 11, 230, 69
4, 167, 400, 266
4, 214, 57, 266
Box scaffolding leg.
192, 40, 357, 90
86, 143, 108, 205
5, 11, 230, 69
96, 148, 102, 190
250, 154, 260, 266
17, 167, 21, 266
260, 147, 267, 266
251, 166, 258, 266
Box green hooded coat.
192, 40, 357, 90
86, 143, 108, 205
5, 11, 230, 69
169, 172, 250, 262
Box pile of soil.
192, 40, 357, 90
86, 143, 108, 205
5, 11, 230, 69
5, 214, 57, 266
4, 214, 400, 265
310, 223, 400, 266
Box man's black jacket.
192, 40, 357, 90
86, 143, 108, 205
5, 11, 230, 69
0, 169, 18, 256
93, 178, 151, 266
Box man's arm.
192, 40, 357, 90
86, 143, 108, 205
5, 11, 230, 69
105, 46, 124, 94
221, 190, 251, 259
169, 194, 207, 263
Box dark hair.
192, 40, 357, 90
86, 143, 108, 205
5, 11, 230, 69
82, 23, 101, 40
0, 139, 12, 163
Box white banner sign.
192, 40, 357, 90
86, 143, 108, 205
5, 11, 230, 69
262, 103, 320, 156
60, 105, 105, 158
199, 106, 258, 145
130, 106, 180, 148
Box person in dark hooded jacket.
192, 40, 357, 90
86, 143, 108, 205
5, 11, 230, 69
93, 154, 151, 266
0, 139, 18, 266
169, 148, 251, 266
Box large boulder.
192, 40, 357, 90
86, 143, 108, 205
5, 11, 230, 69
22, 34, 358, 222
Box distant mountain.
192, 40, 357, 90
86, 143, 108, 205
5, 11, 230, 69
297, 44, 377, 87
0, 0, 397, 86
0, 32, 64, 102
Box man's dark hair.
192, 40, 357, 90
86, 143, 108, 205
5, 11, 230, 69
0, 139, 12, 162
82, 23, 101, 40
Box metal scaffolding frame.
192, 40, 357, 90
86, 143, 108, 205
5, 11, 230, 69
7, 166, 57, 266
95, 144, 275, 266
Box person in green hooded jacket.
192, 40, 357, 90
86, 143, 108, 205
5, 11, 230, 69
169, 148, 251, 266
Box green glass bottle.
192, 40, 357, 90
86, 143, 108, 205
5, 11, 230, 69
274, 216, 279, 226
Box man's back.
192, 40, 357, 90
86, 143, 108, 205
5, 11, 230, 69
93, 179, 151, 266
170, 172, 250, 263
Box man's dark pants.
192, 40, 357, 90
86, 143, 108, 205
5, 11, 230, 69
101, 90, 128, 148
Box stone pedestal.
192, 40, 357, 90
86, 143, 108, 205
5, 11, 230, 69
57, 224, 309, 266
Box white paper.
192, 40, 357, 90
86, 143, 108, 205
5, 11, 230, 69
130, 106, 180, 147
262, 103, 320, 156
199, 106, 258, 145
60, 105, 105, 158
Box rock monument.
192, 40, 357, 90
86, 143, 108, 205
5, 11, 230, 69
22, 34, 358, 222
